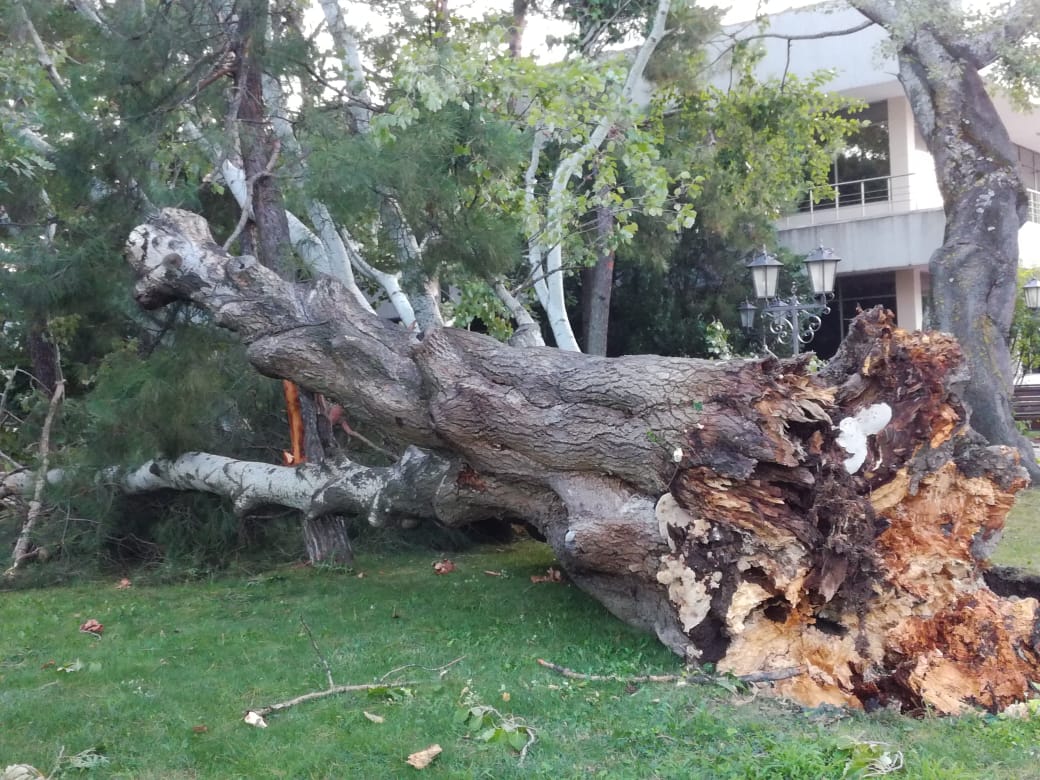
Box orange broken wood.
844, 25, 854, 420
282, 380, 306, 465
665, 308, 1037, 714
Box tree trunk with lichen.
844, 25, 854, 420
850, 0, 1040, 482
122, 207, 1040, 714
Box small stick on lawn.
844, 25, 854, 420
536, 658, 805, 685
299, 616, 335, 689
247, 616, 424, 720
379, 654, 466, 682
251, 681, 412, 718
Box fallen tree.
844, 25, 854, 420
112, 207, 1040, 713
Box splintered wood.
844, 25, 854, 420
662, 309, 1036, 714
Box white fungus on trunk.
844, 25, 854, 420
836, 403, 892, 474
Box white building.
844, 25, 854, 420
727, 4, 1040, 357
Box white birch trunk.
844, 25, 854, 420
524, 0, 672, 353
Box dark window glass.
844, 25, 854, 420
799, 102, 891, 213
810, 272, 896, 359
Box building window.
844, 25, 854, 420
1018, 145, 1040, 192
800, 102, 891, 213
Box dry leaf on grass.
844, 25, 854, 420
406, 744, 442, 769
433, 559, 455, 575
115, 578, 132, 589
363, 711, 385, 723
530, 567, 562, 584
192, 725, 208, 733
243, 711, 268, 728
79, 619, 104, 636
483, 570, 503, 577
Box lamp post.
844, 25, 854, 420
1024, 277, 1040, 311
738, 247, 841, 356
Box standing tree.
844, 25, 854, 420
817, 0, 1040, 479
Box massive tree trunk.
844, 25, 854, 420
850, 0, 1040, 482
125, 208, 1040, 714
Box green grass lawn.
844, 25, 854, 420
3, 524, 1040, 778
994, 487, 1040, 572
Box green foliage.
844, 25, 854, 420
1012, 269, 1040, 377
550, 0, 659, 50
837, 738, 904, 778
704, 318, 736, 359
449, 281, 515, 341
675, 67, 863, 237
79, 327, 283, 464
608, 227, 756, 358
455, 700, 536, 755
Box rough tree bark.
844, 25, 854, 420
125, 207, 1040, 714
850, 0, 1040, 482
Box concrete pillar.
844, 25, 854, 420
894, 268, 924, 330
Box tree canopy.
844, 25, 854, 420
0, 0, 861, 565
4, 0, 1040, 716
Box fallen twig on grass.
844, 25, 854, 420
535, 658, 805, 685
246, 616, 444, 723
249, 680, 414, 719
379, 655, 466, 682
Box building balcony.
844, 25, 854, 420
778, 173, 942, 230
781, 176, 1040, 230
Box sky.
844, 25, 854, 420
334, 1, 820, 41
330, 0, 823, 63
332, 1, 1008, 59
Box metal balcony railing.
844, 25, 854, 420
795, 173, 918, 223
787, 178, 1040, 227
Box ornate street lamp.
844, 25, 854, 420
804, 246, 841, 298
746, 250, 784, 300
738, 247, 841, 356
738, 299, 758, 331
1024, 277, 1040, 311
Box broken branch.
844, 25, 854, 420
6, 377, 65, 578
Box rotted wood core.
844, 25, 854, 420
662, 309, 1034, 713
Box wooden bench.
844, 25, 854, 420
1013, 384, 1040, 428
